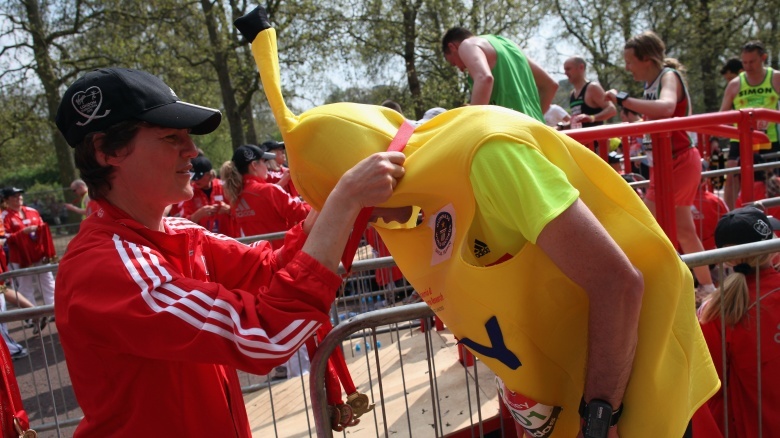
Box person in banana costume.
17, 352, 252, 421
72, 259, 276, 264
235, 7, 719, 437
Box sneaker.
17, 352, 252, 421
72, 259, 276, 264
22, 319, 35, 328
271, 366, 288, 380
32, 317, 47, 335
10, 348, 28, 361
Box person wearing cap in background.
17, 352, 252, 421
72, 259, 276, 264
53, 67, 404, 437
1, 187, 56, 323
413, 107, 447, 127
262, 140, 299, 197
220, 144, 311, 249
699, 206, 780, 438
0, 211, 35, 360
180, 155, 236, 237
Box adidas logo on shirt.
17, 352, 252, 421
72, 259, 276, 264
473, 239, 491, 258
235, 198, 256, 218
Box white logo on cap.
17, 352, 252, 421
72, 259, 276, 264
754, 220, 772, 239
243, 149, 255, 161
72, 86, 111, 126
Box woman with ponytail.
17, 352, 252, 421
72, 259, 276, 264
220, 144, 310, 248
699, 206, 780, 437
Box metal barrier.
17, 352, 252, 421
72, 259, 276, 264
309, 239, 780, 438
566, 109, 780, 243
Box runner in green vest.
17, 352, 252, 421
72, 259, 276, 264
441, 27, 557, 123
720, 40, 780, 209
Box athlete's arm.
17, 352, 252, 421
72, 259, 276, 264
529, 58, 558, 114
576, 82, 616, 123
772, 69, 780, 95
719, 78, 740, 112
535, 199, 643, 415
458, 40, 494, 106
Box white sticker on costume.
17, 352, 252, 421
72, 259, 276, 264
214, 195, 223, 202
429, 203, 455, 266
496, 376, 561, 438
22, 219, 31, 225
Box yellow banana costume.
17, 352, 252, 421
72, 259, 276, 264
250, 29, 719, 437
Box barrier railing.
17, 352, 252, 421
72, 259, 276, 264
566, 109, 779, 243
310, 238, 780, 437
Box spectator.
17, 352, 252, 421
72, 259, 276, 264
1, 187, 56, 318
413, 107, 447, 127
0, 219, 34, 359
238, 8, 719, 435
53, 66, 403, 436
180, 156, 236, 237
380, 99, 403, 115
606, 30, 717, 297
699, 207, 780, 438
720, 57, 743, 82
692, 182, 729, 252
64, 179, 99, 220
262, 140, 298, 197
543, 103, 570, 128
220, 144, 310, 248
441, 26, 557, 121
720, 40, 780, 209
563, 56, 616, 129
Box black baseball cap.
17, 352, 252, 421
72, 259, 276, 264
261, 140, 285, 151
1, 187, 24, 199
232, 144, 275, 171
715, 207, 780, 248
190, 156, 213, 181
56, 68, 222, 147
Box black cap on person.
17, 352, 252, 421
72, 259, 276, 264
715, 207, 780, 248
56, 68, 222, 147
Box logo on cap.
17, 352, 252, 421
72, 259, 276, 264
243, 148, 255, 161
72, 86, 111, 126
754, 219, 772, 239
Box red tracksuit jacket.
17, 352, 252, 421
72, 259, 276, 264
2, 207, 55, 268
55, 200, 341, 437
180, 178, 237, 237
232, 175, 310, 248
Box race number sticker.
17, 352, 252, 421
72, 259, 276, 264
496, 377, 562, 438
429, 204, 455, 266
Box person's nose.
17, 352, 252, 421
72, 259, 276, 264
182, 135, 198, 158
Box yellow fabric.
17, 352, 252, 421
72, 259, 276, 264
252, 29, 719, 437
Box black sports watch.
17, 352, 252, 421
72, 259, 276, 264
615, 91, 630, 106
579, 397, 623, 438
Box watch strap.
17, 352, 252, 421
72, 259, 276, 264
579, 397, 623, 427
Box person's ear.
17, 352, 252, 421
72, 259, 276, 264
93, 133, 111, 166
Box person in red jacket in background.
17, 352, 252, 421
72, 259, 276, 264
699, 207, 780, 438
692, 183, 729, 252
1, 187, 56, 310
180, 156, 236, 237
54, 67, 404, 437
263, 140, 299, 198
221, 144, 310, 248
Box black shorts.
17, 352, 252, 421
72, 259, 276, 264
728, 140, 780, 160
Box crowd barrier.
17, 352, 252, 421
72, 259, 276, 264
567, 108, 780, 243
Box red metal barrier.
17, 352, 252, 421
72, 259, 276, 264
566, 109, 778, 240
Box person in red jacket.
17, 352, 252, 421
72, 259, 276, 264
699, 207, 780, 438
263, 140, 299, 197
221, 143, 310, 248
54, 67, 404, 437
1, 187, 56, 309
180, 155, 236, 237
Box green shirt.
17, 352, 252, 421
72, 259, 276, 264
467, 35, 544, 122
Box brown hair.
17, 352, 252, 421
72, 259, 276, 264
219, 160, 244, 205
625, 31, 666, 70
74, 120, 143, 200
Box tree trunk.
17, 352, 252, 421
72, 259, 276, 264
201, 0, 245, 150
401, 0, 423, 119
23, 0, 76, 188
